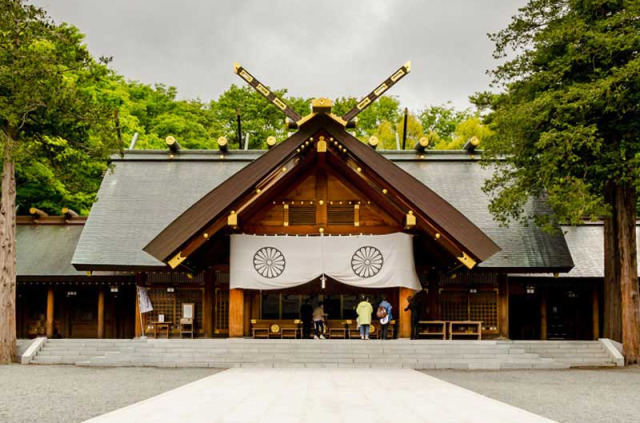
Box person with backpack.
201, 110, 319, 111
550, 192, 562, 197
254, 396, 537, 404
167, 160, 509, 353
378, 296, 393, 340
356, 295, 373, 340
312, 302, 326, 340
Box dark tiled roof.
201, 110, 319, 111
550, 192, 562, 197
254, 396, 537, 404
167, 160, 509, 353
72, 148, 572, 271
514, 223, 640, 278
17, 224, 86, 277
144, 114, 499, 264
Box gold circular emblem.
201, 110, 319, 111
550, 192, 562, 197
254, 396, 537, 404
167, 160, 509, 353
370, 325, 376, 333
270, 324, 280, 333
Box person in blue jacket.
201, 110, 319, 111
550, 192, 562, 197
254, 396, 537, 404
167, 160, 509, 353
378, 296, 393, 340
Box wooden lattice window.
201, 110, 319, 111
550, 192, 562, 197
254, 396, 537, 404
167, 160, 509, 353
177, 288, 204, 331
441, 290, 498, 333
147, 289, 176, 330
328, 204, 355, 225
440, 291, 468, 321
215, 288, 229, 334
289, 205, 316, 225
470, 291, 498, 331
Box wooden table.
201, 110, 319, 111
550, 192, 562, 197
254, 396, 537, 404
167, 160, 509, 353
448, 321, 482, 340
151, 321, 172, 339
417, 321, 447, 339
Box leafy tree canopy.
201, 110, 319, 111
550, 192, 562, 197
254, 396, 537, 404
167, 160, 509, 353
474, 0, 640, 227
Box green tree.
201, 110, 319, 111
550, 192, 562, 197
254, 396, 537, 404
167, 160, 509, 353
433, 117, 493, 150
476, 0, 640, 361
209, 85, 311, 149
0, 0, 120, 362
419, 103, 473, 143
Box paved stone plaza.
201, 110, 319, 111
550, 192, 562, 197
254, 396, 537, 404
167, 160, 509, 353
84, 368, 555, 423
1, 365, 639, 422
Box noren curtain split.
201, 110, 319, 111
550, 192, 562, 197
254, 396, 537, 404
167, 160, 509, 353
229, 232, 421, 290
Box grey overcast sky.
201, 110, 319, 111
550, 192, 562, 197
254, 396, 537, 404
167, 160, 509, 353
32, 0, 527, 112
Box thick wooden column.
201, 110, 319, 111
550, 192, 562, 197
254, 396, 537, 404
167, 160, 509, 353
46, 288, 55, 338
203, 270, 214, 338
540, 289, 548, 340
398, 287, 415, 338
498, 275, 509, 339
134, 286, 141, 338
229, 288, 244, 338
97, 288, 105, 339
592, 283, 600, 340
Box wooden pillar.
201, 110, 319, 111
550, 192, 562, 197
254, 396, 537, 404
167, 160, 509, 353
592, 282, 600, 340
97, 288, 105, 339
540, 289, 548, 340
46, 288, 54, 338
498, 275, 509, 339
229, 288, 244, 337
398, 287, 415, 338
203, 270, 214, 338
134, 285, 141, 338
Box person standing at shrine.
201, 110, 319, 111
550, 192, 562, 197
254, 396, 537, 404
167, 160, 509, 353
356, 295, 373, 340
300, 298, 313, 339
404, 294, 421, 340
378, 296, 393, 340
312, 302, 326, 339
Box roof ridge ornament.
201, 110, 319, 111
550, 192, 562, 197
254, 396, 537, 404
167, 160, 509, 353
233, 61, 411, 130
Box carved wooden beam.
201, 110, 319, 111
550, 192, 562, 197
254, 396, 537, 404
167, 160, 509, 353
233, 63, 303, 124
341, 61, 411, 125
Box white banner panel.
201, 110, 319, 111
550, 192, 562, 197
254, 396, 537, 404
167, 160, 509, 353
230, 233, 421, 290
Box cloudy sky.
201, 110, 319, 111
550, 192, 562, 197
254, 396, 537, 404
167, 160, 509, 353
33, 0, 527, 111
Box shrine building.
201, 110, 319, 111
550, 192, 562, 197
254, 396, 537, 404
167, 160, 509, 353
14, 63, 637, 342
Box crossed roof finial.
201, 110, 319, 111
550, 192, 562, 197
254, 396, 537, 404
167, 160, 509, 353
233, 61, 411, 129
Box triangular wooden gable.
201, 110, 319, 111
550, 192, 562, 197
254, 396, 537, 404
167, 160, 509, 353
143, 114, 500, 272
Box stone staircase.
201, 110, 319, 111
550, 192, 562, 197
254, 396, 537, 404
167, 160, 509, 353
28, 339, 620, 370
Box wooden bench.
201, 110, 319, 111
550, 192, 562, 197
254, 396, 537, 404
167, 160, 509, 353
448, 321, 482, 340
250, 319, 301, 339
326, 320, 349, 339
417, 321, 447, 340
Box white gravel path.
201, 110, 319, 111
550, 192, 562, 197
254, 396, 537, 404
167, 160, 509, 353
0, 365, 217, 423
425, 366, 640, 423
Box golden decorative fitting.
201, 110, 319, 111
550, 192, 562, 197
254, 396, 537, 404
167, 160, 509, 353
435, 233, 441, 240
266, 136, 277, 147
281, 167, 287, 172
86, 271, 92, 277
187, 273, 194, 279
405, 211, 416, 228
218, 136, 228, 146
310, 137, 314, 141
471, 136, 480, 147
317, 135, 327, 153
329, 137, 334, 141
382, 188, 388, 194
354, 204, 360, 227
554, 272, 559, 278
319, 227, 325, 233
227, 211, 238, 227
256, 188, 261, 194
168, 251, 187, 269
457, 251, 477, 269
311, 98, 333, 114
203, 233, 209, 239
319, 200, 324, 205
283, 204, 289, 227
356, 167, 362, 172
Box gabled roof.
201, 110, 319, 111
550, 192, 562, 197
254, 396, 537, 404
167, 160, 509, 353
513, 223, 639, 278
18, 220, 87, 278
71, 149, 572, 272
143, 114, 500, 267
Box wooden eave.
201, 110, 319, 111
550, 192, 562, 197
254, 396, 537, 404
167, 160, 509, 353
144, 113, 500, 268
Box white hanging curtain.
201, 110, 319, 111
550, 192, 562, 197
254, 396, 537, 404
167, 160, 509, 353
229, 232, 421, 290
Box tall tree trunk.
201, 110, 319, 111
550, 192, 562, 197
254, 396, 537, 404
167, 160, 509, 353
0, 136, 17, 364
603, 181, 622, 341
616, 182, 640, 364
